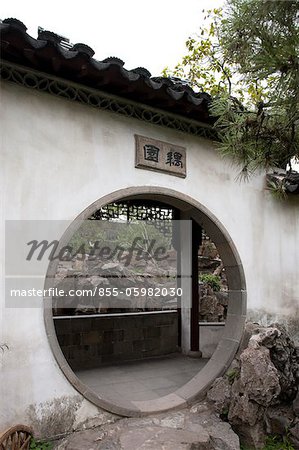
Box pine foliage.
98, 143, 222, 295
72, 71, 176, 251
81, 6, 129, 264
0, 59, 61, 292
163, 0, 299, 177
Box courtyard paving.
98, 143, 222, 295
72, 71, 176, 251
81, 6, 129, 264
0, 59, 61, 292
76, 353, 209, 401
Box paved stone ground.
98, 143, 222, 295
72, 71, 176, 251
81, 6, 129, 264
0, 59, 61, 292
54, 402, 240, 450
76, 354, 209, 401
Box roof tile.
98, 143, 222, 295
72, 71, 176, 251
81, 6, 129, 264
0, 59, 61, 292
0, 18, 213, 124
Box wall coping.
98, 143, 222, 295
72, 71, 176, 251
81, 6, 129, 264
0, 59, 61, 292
0, 61, 216, 140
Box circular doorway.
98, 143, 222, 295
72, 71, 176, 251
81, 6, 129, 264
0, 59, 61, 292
44, 186, 246, 417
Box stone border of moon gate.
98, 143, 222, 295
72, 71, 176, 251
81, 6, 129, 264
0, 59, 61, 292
44, 186, 247, 417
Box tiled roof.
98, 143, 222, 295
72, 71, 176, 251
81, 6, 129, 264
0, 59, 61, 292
0, 18, 213, 124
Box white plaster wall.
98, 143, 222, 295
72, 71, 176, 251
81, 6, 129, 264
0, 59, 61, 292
1, 81, 298, 433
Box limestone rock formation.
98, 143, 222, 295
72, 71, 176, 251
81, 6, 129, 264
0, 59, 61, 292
293, 391, 299, 417
54, 404, 240, 450
207, 322, 299, 449
207, 377, 231, 415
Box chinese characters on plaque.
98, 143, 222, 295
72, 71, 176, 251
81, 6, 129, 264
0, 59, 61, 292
144, 144, 160, 162
135, 135, 186, 178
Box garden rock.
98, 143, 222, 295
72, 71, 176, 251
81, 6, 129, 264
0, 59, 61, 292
207, 377, 231, 414
293, 391, 299, 417
289, 418, 299, 449
264, 404, 295, 435
207, 322, 299, 449
238, 343, 281, 406
54, 404, 240, 450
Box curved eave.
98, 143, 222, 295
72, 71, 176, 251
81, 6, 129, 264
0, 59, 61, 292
0, 19, 213, 125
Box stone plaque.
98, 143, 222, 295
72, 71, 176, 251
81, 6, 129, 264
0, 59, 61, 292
135, 135, 186, 178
